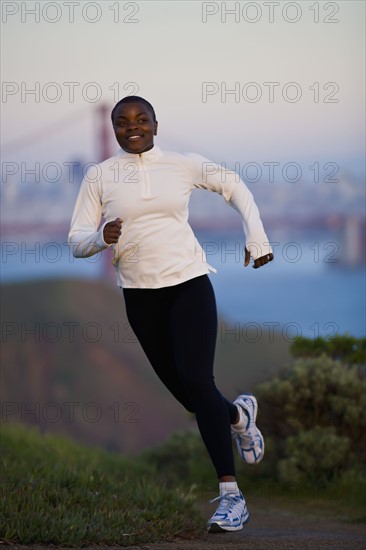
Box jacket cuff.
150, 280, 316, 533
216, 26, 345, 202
245, 240, 273, 260
98, 221, 113, 249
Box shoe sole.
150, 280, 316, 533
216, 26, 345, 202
207, 515, 250, 533
235, 393, 258, 430
233, 394, 264, 464
236, 431, 265, 464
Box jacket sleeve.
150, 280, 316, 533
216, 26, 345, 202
184, 153, 272, 260
68, 168, 112, 258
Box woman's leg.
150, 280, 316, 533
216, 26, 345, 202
169, 275, 238, 479
122, 287, 195, 412
123, 276, 239, 478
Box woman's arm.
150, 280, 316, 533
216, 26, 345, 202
68, 170, 112, 258
228, 181, 273, 265
185, 153, 273, 264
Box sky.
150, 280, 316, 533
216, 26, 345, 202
1, 0, 365, 170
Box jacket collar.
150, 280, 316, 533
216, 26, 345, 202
116, 144, 163, 161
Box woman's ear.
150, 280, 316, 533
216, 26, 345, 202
154, 120, 158, 136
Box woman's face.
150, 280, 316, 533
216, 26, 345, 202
112, 102, 158, 154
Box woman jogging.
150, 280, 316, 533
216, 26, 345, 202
68, 95, 274, 533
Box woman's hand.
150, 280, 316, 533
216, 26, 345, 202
103, 218, 123, 244
244, 247, 274, 269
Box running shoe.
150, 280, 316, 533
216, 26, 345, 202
207, 491, 249, 532
231, 393, 265, 464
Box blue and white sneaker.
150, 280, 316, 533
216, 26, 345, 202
231, 394, 265, 464
207, 491, 249, 532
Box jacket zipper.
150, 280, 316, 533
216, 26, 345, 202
139, 153, 150, 198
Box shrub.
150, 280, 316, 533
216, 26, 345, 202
290, 334, 366, 364
278, 427, 351, 485
256, 354, 366, 462
139, 430, 214, 488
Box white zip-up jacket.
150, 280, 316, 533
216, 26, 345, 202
68, 145, 272, 288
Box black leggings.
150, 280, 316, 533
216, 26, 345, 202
122, 274, 238, 478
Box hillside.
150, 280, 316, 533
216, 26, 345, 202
1, 278, 291, 453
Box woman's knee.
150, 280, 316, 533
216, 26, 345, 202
183, 402, 196, 414
181, 375, 217, 401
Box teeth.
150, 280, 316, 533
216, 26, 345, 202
129, 136, 141, 140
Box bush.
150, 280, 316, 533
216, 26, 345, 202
256, 354, 366, 483
139, 430, 214, 488
290, 334, 366, 364
256, 354, 366, 463
278, 427, 351, 485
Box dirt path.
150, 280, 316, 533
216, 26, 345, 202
6, 501, 366, 550
129, 500, 366, 550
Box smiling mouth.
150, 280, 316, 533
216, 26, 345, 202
128, 135, 143, 141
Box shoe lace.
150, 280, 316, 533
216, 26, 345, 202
209, 492, 240, 513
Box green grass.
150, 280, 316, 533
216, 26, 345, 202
0, 423, 203, 546
2, 423, 365, 547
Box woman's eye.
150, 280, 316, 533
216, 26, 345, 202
138, 119, 147, 123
